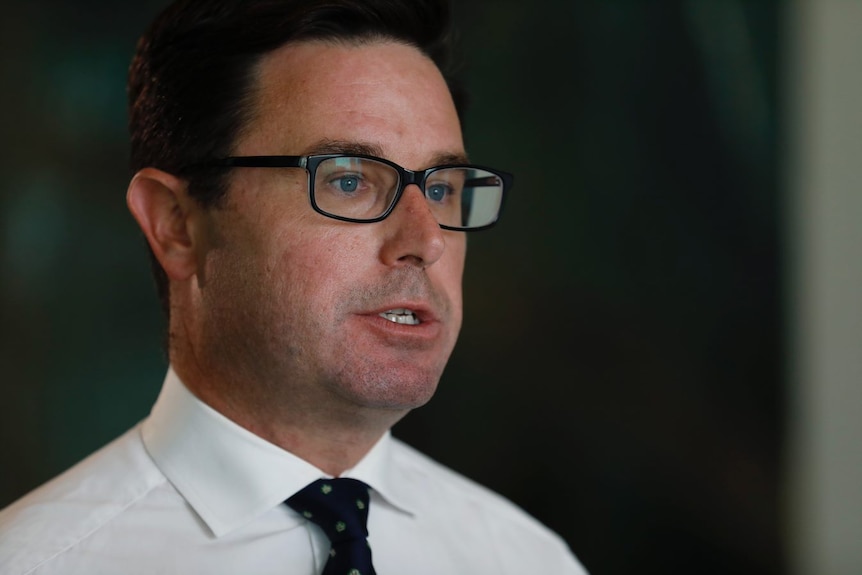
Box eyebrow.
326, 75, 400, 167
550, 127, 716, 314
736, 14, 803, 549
303, 139, 471, 168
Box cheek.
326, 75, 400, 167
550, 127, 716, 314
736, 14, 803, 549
203, 208, 307, 313
273, 226, 371, 305
286, 225, 367, 273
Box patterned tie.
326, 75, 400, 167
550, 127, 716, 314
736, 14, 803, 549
286, 478, 376, 575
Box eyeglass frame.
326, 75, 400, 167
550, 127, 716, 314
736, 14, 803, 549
191, 153, 513, 231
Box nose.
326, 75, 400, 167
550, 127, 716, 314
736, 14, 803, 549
378, 184, 445, 268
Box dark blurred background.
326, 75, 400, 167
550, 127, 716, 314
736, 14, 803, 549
2, 2, 858, 574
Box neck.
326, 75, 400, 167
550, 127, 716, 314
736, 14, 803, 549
170, 351, 406, 476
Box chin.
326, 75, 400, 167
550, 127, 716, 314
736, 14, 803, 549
336, 364, 443, 411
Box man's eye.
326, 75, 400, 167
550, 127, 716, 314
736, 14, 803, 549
426, 183, 452, 202
335, 175, 360, 193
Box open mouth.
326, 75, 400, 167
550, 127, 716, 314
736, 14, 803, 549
378, 308, 421, 325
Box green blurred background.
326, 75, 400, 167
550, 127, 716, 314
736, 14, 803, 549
4, 1, 858, 574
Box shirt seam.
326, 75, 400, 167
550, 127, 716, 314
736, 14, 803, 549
20, 478, 166, 575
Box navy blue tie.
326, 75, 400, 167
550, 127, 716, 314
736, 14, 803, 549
286, 478, 376, 575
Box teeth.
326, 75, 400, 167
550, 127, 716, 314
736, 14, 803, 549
379, 308, 421, 325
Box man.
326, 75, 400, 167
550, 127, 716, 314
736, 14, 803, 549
0, 1, 588, 573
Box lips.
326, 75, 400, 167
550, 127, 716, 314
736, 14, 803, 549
378, 308, 420, 325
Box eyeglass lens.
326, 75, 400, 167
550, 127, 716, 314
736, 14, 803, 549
312, 156, 504, 229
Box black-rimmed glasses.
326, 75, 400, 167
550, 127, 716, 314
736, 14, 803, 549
195, 154, 513, 231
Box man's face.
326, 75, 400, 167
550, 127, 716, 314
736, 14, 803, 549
195, 40, 466, 416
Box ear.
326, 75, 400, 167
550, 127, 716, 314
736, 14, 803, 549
126, 168, 201, 282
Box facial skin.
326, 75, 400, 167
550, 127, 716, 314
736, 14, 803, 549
129, 40, 467, 473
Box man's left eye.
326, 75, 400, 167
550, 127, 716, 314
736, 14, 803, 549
426, 184, 450, 202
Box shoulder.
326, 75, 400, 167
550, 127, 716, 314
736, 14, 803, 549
0, 424, 167, 575
388, 437, 589, 574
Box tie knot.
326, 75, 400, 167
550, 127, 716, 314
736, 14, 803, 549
286, 478, 371, 543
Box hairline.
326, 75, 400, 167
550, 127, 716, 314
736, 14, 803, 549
234, 34, 445, 161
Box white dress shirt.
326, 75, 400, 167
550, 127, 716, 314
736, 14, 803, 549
0, 368, 588, 574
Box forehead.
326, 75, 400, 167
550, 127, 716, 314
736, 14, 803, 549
237, 39, 465, 168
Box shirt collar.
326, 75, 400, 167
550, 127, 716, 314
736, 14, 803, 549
340, 427, 414, 515
141, 367, 412, 538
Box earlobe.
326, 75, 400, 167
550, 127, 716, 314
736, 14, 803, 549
126, 168, 200, 281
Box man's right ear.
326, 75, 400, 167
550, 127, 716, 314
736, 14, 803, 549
126, 168, 200, 282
